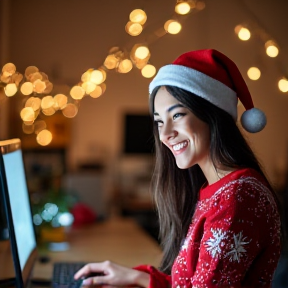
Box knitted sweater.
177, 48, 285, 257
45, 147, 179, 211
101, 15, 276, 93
135, 168, 281, 288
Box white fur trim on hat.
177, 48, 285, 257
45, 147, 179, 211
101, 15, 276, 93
149, 64, 238, 120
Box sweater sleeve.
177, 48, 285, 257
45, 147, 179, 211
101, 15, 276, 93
133, 265, 171, 288
190, 179, 280, 287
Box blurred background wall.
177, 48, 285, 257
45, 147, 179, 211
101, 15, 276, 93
1, 0, 288, 201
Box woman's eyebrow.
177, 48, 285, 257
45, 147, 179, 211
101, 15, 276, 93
167, 104, 184, 112
154, 104, 184, 116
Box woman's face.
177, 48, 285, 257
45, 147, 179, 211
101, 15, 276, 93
154, 87, 211, 169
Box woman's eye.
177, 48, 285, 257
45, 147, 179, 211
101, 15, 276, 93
154, 120, 163, 127
173, 113, 185, 120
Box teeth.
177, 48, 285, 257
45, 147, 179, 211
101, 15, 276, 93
173, 141, 187, 151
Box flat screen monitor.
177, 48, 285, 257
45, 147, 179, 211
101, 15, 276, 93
0, 139, 38, 288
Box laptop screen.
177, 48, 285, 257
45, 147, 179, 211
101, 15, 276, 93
0, 139, 38, 288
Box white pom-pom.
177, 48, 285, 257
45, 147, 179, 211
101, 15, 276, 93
240, 108, 267, 133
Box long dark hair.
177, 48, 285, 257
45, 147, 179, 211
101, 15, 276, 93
149, 85, 273, 274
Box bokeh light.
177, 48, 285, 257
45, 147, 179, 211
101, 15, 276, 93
62, 103, 79, 118
278, 78, 288, 93
265, 40, 279, 57
141, 64, 156, 78
125, 21, 143, 36
175, 2, 191, 15
247, 67, 261, 80
164, 20, 182, 34
36, 129, 53, 146
129, 9, 147, 25
235, 25, 251, 41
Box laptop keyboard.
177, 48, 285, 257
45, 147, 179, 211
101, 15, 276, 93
52, 262, 86, 288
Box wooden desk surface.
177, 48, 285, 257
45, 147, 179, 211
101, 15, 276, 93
32, 217, 162, 280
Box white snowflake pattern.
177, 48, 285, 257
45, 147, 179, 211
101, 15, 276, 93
181, 237, 189, 251
226, 231, 250, 263
205, 228, 227, 258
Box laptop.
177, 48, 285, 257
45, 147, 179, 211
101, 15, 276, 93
0, 139, 90, 288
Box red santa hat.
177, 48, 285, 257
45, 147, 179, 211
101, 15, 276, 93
149, 49, 266, 133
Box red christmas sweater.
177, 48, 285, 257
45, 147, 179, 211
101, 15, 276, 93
134, 168, 281, 288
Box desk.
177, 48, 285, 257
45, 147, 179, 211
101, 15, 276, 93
32, 217, 162, 280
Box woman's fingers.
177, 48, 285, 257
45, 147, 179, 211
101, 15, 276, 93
74, 262, 106, 280
82, 275, 107, 286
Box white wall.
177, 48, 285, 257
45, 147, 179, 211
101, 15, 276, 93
3, 0, 288, 189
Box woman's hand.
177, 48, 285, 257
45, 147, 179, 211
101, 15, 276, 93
74, 261, 150, 287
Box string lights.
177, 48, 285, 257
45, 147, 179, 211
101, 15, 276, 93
234, 1, 287, 94
235, 24, 287, 90
0, 1, 207, 146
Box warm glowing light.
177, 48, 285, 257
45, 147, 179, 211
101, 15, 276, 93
4, 83, 18, 97
0, 73, 10, 83
81, 70, 92, 82
104, 54, 119, 69
129, 9, 147, 25
42, 107, 56, 116
235, 26, 251, 41
53, 94, 68, 110
164, 20, 182, 34
90, 83, 106, 98
25, 66, 39, 79
62, 103, 78, 118
247, 67, 261, 80
141, 64, 156, 78
135, 46, 150, 59
70, 86, 85, 99
117, 59, 133, 73
278, 78, 288, 93
22, 123, 34, 134
33, 79, 46, 93
30, 72, 43, 83
25, 97, 41, 111
34, 120, 47, 134
41, 96, 54, 109
43, 81, 53, 94
20, 82, 33, 95
175, 2, 191, 15
265, 41, 279, 57
20, 107, 35, 122
2, 63, 16, 75
11, 72, 23, 86
40, 72, 48, 81
90, 69, 106, 84
37, 129, 52, 146
82, 81, 97, 94
125, 21, 143, 36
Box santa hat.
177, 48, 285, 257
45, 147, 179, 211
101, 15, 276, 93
149, 49, 266, 133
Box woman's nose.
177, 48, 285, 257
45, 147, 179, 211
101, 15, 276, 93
159, 123, 177, 142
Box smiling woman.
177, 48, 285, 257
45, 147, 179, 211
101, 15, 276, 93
73, 49, 281, 288
153, 87, 210, 170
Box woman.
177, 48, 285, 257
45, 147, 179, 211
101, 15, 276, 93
74, 49, 281, 287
